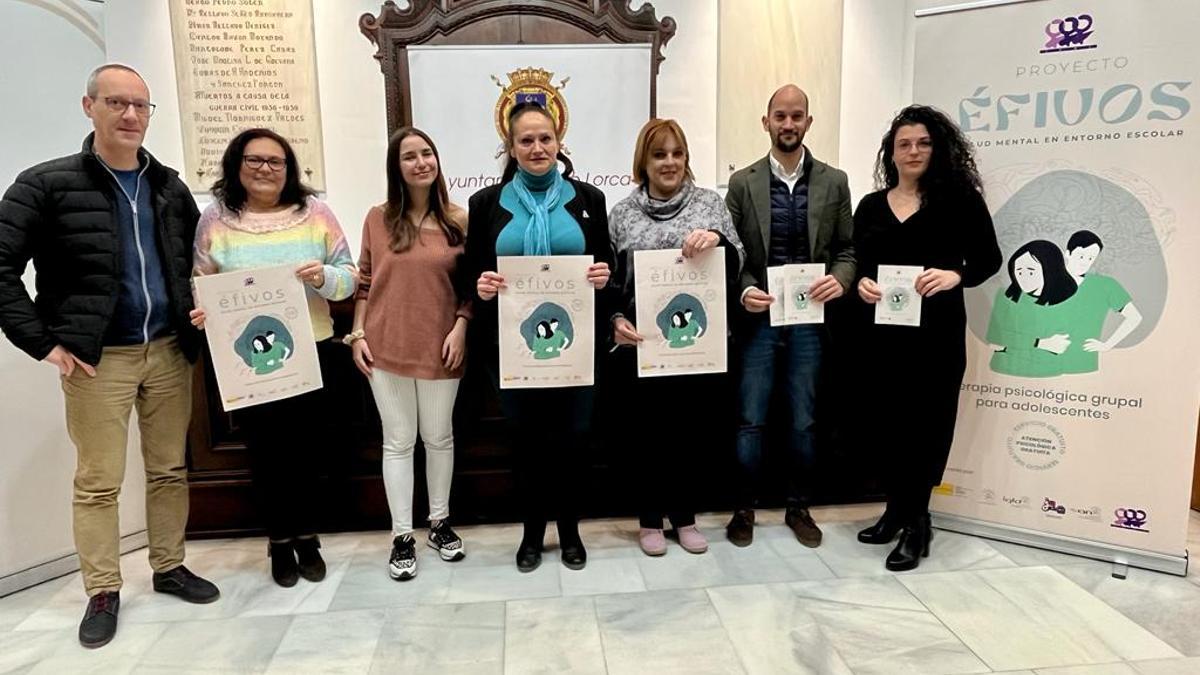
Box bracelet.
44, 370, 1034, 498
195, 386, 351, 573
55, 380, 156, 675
342, 329, 365, 346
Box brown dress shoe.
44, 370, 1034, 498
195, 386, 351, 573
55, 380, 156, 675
725, 509, 755, 547
785, 507, 823, 547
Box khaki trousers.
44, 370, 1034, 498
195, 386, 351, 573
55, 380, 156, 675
61, 336, 193, 595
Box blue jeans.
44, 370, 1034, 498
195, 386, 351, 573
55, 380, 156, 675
735, 318, 822, 508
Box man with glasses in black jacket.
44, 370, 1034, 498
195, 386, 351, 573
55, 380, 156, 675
0, 64, 219, 649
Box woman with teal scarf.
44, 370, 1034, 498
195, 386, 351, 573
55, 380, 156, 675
466, 102, 615, 573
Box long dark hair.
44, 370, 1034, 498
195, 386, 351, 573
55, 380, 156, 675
1003, 239, 1077, 305
384, 126, 463, 252
211, 128, 315, 212
500, 102, 575, 184
873, 105, 982, 205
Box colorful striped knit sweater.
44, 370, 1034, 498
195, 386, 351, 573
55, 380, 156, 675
193, 196, 357, 341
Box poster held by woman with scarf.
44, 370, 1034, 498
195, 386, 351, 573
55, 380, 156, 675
497, 255, 595, 388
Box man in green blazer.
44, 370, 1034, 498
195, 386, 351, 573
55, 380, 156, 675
724, 84, 856, 549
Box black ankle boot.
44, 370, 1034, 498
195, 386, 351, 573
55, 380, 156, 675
858, 510, 903, 544
294, 535, 326, 582
516, 520, 546, 572
556, 519, 586, 570
516, 539, 543, 573
560, 541, 587, 570
885, 513, 932, 572
268, 540, 299, 587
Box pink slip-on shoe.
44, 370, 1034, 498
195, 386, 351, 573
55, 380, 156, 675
639, 528, 667, 556
676, 525, 709, 554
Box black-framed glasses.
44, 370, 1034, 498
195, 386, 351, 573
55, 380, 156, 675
243, 156, 287, 171
100, 96, 155, 118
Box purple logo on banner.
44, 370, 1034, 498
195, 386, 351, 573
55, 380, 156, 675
1041, 497, 1067, 515
1042, 14, 1096, 53
1111, 507, 1149, 532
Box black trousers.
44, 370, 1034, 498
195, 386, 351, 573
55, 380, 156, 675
869, 329, 965, 523
237, 340, 339, 541
613, 347, 727, 529
493, 363, 594, 543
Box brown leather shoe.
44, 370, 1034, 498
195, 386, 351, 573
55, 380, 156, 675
785, 507, 822, 548
725, 509, 755, 547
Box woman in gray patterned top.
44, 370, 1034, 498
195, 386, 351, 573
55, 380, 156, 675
607, 118, 744, 558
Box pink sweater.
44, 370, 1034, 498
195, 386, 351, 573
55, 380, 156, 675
357, 206, 471, 379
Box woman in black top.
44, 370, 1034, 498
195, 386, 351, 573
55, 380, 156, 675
852, 105, 1001, 571
466, 102, 614, 572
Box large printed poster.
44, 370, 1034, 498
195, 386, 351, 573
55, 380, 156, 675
915, 0, 1199, 560
633, 249, 728, 377
496, 256, 595, 389
193, 264, 321, 411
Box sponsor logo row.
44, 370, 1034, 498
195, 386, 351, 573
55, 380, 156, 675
933, 483, 1149, 532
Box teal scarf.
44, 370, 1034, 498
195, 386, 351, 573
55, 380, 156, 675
510, 167, 564, 256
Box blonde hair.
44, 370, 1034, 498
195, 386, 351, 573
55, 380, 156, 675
631, 118, 694, 185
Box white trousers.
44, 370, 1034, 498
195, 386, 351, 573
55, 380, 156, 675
368, 369, 460, 536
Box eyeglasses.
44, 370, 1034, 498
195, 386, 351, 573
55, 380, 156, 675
896, 139, 933, 153
99, 96, 155, 118
243, 156, 287, 171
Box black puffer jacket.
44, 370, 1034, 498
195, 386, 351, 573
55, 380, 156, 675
0, 134, 201, 365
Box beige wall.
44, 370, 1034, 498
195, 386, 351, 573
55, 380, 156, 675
718, 0, 845, 184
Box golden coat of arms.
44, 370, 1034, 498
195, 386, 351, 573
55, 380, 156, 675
491, 67, 571, 144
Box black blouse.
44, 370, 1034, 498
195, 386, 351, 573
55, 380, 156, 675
853, 188, 1001, 338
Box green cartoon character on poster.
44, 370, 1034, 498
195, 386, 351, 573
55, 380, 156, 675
885, 287, 911, 313
656, 293, 707, 349
1058, 230, 1141, 374
969, 170, 1163, 378
234, 316, 295, 375
985, 233, 1142, 378
520, 302, 574, 360
986, 240, 1076, 378
793, 288, 810, 312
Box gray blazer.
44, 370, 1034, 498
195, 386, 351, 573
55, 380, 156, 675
725, 152, 856, 298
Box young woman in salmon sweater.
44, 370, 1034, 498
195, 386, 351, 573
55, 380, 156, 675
348, 127, 471, 581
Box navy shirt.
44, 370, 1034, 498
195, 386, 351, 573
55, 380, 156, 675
103, 165, 172, 345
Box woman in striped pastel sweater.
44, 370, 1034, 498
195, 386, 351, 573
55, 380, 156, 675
189, 128, 357, 588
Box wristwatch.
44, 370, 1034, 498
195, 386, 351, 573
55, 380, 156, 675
342, 329, 365, 346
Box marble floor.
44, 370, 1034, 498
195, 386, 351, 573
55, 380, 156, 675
2, 505, 1200, 674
